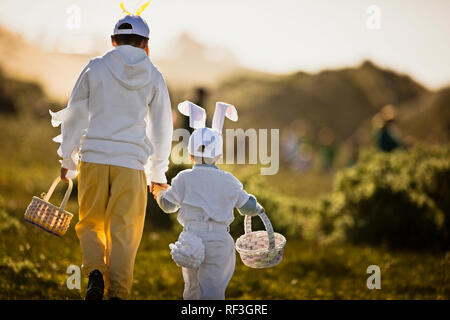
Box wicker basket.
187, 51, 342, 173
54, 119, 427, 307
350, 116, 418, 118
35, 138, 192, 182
235, 212, 286, 268
24, 177, 73, 237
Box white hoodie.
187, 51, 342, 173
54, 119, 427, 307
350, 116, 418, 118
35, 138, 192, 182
50, 45, 173, 184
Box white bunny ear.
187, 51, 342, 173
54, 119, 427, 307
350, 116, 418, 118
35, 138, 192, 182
178, 100, 206, 129
212, 102, 238, 132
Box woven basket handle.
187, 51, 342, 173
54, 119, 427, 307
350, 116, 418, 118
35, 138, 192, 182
43, 177, 73, 212
244, 212, 276, 250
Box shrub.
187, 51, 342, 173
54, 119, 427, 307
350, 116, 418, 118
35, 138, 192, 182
332, 145, 449, 250
241, 144, 450, 251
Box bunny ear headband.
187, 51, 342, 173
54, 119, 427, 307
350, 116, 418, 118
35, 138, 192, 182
120, 1, 152, 16
178, 101, 238, 132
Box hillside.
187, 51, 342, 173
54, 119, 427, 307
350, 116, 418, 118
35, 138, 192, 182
0, 27, 246, 101
397, 87, 450, 144
208, 61, 429, 144
1, 25, 448, 147
0, 26, 95, 102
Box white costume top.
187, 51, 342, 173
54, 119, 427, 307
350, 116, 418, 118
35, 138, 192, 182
161, 165, 252, 226
50, 45, 173, 184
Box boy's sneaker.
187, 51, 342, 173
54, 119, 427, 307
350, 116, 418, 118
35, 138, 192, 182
85, 269, 104, 300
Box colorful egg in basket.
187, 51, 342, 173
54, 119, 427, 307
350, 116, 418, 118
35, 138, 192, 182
235, 212, 286, 268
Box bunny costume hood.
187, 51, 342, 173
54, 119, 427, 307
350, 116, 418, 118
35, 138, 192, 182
177, 100, 238, 159
158, 100, 249, 225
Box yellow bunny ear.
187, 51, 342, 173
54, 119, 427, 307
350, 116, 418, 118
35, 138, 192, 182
120, 2, 132, 15
135, 0, 152, 16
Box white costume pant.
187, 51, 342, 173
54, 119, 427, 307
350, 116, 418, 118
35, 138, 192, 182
182, 229, 235, 300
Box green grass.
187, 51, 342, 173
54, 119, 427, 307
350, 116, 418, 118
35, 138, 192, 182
0, 116, 449, 300
224, 164, 335, 200
1, 209, 449, 300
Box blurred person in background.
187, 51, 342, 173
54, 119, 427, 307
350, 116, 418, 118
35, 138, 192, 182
372, 104, 406, 152
317, 127, 336, 172
281, 122, 300, 169
346, 135, 361, 167
281, 118, 314, 171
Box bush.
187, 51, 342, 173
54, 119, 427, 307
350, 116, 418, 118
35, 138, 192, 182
241, 144, 450, 251
0, 68, 60, 117
332, 145, 449, 250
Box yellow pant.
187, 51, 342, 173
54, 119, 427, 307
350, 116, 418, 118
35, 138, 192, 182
76, 161, 147, 299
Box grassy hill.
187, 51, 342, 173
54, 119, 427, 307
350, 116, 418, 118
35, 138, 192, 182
1, 24, 448, 149
0, 27, 247, 101
207, 61, 429, 144
397, 87, 450, 144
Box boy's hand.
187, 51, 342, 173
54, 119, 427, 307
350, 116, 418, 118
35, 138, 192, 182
149, 182, 169, 192
150, 182, 169, 199
60, 167, 69, 183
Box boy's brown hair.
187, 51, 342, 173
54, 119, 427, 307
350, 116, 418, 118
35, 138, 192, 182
111, 23, 148, 49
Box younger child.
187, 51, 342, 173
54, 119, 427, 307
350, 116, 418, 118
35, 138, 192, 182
153, 101, 264, 300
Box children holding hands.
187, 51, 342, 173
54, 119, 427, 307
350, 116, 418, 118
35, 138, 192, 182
50, 2, 268, 301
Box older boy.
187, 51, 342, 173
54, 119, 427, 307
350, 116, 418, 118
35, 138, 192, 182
53, 14, 173, 299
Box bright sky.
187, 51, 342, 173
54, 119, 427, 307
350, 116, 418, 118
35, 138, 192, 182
0, 0, 449, 89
